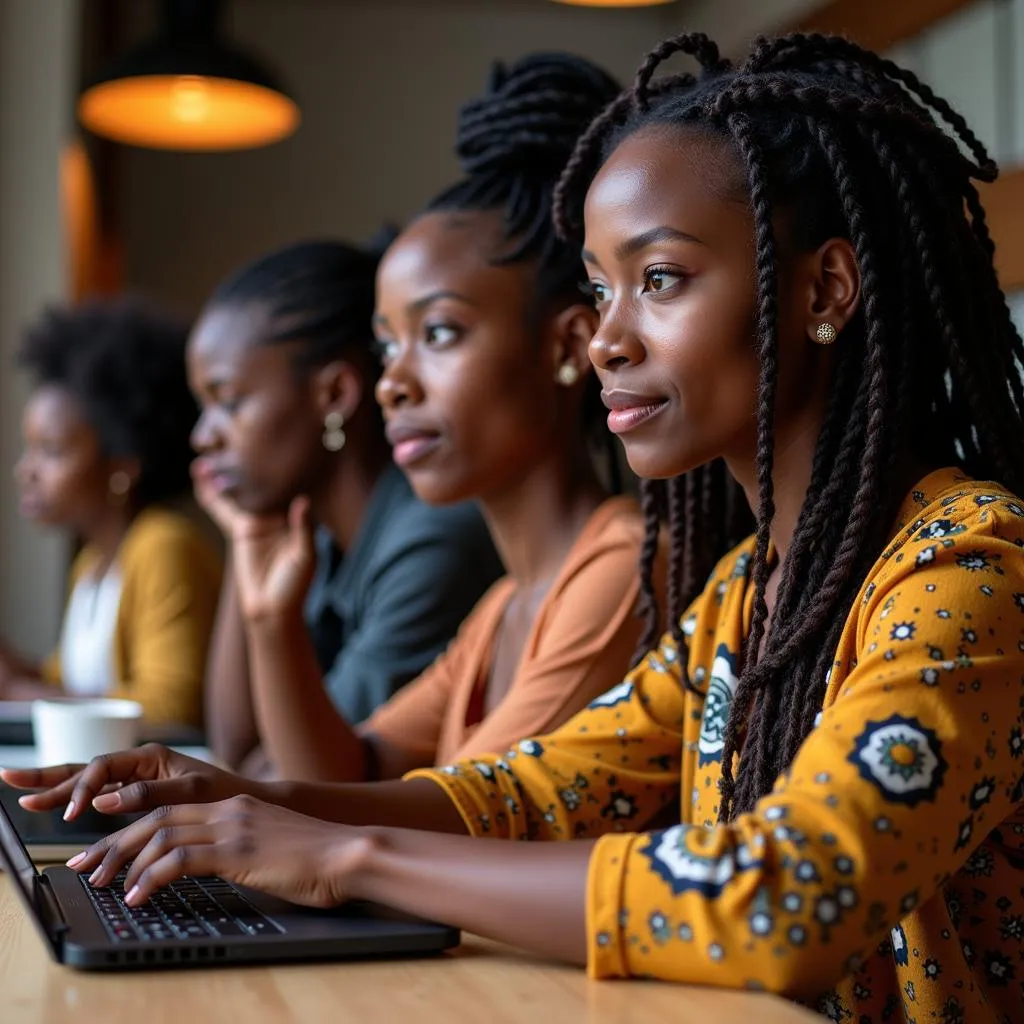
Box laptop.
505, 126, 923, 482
0, 796, 460, 970
0, 782, 142, 861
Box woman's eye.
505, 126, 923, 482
425, 323, 460, 346
587, 281, 611, 304
374, 338, 399, 365
644, 267, 684, 293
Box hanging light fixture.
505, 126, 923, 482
78, 0, 299, 152
550, 1, 678, 7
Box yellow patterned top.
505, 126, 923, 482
412, 469, 1024, 1023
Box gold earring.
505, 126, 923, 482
814, 322, 838, 345
108, 470, 131, 505
556, 363, 580, 387
322, 411, 346, 452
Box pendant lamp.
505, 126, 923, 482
78, 0, 299, 152
551, 1, 678, 7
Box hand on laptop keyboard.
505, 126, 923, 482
82, 868, 282, 943
67, 794, 358, 911
0, 744, 253, 821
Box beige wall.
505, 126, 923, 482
120, 0, 679, 311
0, 0, 79, 656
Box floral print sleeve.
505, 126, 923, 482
411, 471, 1024, 1023
406, 630, 691, 842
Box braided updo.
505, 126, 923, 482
554, 33, 1024, 820
429, 53, 621, 307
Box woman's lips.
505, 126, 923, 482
392, 434, 442, 467
385, 423, 443, 468
601, 390, 669, 435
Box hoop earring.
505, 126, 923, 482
814, 322, 838, 345
108, 470, 132, 506
556, 363, 580, 387
322, 411, 346, 452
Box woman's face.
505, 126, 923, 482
188, 302, 328, 515
582, 126, 836, 482
373, 210, 590, 506
16, 385, 110, 528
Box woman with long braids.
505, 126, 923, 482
9, 34, 1024, 1022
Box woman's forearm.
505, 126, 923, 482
262, 777, 470, 834
204, 568, 260, 767
245, 610, 368, 782
345, 826, 592, 965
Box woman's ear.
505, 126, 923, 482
801, 237, 861, 344
311, 360, 364, 424
548, 303, 600, 385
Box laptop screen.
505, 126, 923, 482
0, 793, 40, 906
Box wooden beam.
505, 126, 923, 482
792, 0, 976, 52
982, 167, 1024, 293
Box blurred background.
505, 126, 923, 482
2, 0, 1023, 659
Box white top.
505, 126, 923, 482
58, 564, 123, 697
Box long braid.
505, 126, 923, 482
666, 474, 690, 652
556, 31, 1024, 822
717, 114, 780, 820
633, 478, 668, 666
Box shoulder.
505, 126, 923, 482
371, 487, 494, 566
871, 472, 1024, 586
119, 507, 221, 573
679, 535, 757, 636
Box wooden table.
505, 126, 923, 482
0, 876, 824, 1024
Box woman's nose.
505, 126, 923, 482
375, 352, 423, 411
588, 305, 646, 373
190, 409, 221, 453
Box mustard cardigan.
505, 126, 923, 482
42, 507, 222, 728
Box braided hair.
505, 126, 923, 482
19, 298, 197, 508
211, 235, 395, 369
554, 32, 1024, 820
428, 53, 625, 491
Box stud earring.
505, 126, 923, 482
814, 322, 838, 345
322, 411, 346, 452
556, 363, 580, 387
108, 470, 132, 505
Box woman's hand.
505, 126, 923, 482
0, 744, 255, 820
193, 462, 316, 621
67, 796, 365, 909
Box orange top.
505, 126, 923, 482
362, 496, 653, 767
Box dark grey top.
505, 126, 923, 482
303, 465, 503, 724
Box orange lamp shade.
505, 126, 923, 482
551, 0, 677, 6
78, 74, 299, 151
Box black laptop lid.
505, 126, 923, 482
0, 797, 61, 954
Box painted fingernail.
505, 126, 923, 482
63, 801, 77, 821
125, 885, 141, 906
66, 852, 87, 869
93, 793, 120, 811
18, 795, 34, 807
88, 868, 103, 885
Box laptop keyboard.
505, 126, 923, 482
82, 871, 282, 943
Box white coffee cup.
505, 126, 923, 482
31, 698, 143, 766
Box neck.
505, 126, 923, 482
728, 416, 935, 569
477, 439, 607, 588
727, 405, 822, 567
310, 440, 390, 550
78, 506, 136, 575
